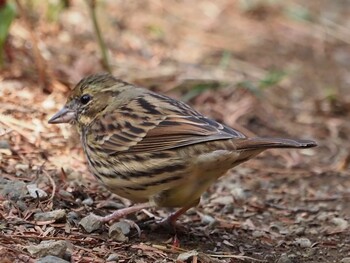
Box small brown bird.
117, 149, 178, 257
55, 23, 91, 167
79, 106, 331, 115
49, 73, 316, 224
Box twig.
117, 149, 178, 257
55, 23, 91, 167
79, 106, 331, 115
86, 0, 111, 73
42, 169, 56, 204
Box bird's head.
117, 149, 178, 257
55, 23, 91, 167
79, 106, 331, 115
48, 73, 132, 127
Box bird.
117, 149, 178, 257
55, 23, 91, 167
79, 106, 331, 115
48, 73, 317, 225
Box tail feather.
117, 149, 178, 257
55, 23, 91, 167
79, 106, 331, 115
235, 137, 317, 150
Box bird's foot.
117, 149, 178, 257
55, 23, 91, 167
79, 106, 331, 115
98, 202, 153, 223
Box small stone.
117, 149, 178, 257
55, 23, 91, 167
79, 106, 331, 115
177, 250, 198, 261
331, 217, 348, 231
109, 221, 131, 242
2, 181, 27, 201
27, 240, 68, 258
67, 211, 80, 224
34, 209, 66, 222
230, 185, 247, 200
269, 224, 281, 233
292, 226, 305, 236
0, 140, 10, 149
294, 237, 312, 248
16, 200, 28, 211
210, 196, 234, 205
252, 230, 265, 238
79, 214, 103, 233
82, 197, 93, 206
36, 255, 70, 263
99, 200, 125, 209
340, 257, 350, 263
106, 253, 119, 262
200, 214, 216, 225
15, 163, 30, 171
58, 190, 74, 200
27, 184, 48, 199
277, 254, 294, 263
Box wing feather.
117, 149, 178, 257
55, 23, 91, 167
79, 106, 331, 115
87, 94, 246, 154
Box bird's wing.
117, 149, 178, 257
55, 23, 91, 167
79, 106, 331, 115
88, 94, 246, 154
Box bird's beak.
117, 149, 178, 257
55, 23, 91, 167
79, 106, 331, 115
48, 107, 76, 124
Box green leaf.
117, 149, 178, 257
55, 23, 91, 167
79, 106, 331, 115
0, 2, 16, 45
259, 70, 286, 90
178, 80, 224, 102
0, 2, 16, 66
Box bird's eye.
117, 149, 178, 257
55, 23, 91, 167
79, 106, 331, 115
80, 94, 91, 105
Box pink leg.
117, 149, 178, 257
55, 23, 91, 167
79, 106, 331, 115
99, 202, 153, 223
162, 199, 200, 226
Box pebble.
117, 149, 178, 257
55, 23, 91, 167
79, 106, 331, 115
36, 255, 70, 263
58, 190, 74, 200
16, 200, 28, 211
331, 217, 348, 231
15, 163, 29, 171
177, 250, 198, 261
66, 211, 80, 224
99, 200, 125, 209
109, 221, 131, 242
252, 230, 265, 238
340, 257, 350, 263
2, 181, 27, 201
82, 197, 94, 206
294, 237, 312, 248
277, 254, 294, 263
27, 184, 48, 199
210, 196, 234, 205
0, 140, 10, 149
27, 240, 68, 258
106, 253, 119, 262
200, 214, 216, 225
34, 209, 66, 222
79, 214, 103, 233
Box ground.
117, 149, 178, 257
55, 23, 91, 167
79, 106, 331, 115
0, 1, 350, 262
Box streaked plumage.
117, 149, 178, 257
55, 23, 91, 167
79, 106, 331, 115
49, 73, 317, 223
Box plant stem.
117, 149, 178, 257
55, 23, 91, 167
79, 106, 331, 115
86, 0, 111, 73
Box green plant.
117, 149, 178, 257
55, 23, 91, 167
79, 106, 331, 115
0, 0, 16, 67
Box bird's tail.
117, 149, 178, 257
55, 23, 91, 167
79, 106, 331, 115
235, 137, 317, 151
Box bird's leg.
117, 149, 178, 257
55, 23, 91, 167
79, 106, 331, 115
99, 202, 153, 223
161, 199, 200, 227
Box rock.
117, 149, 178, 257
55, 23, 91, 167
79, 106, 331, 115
67, 211, 80, 224
277, 254, 294, 263
2, 181, 27, 201
177, 250, 198, 261
252, 230, 265, 238
200, 214, 216, 225
79, 214, 103, 233
210, 196, 234, 205
15, 163, 29, 171
58, 190, 74, 200
294, 237, 312, 248
106, 253, 119, 262
0, 140, 10, 149
340, 257, 350, 263
27, 184, 48, 199
82, 197, 93, 206
34, 209, 66, 222
331, 217, 348, 231
27, 240, 68, 258
16, 200, 28, 212
109, 221, 131, 242
36, 255, 69, 263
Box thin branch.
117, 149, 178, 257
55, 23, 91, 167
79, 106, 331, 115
86, 0, 111, 73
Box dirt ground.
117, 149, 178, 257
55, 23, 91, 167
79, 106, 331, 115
1, 1, 350, 262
